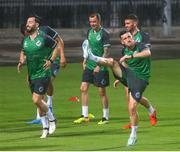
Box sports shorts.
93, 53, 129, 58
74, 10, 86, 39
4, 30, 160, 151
51, 63, 60, 77
126, 69, 148, 102
29, 77, 50, 95
82, 68, 109, 87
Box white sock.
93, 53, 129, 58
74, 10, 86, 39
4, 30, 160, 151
148, 105, 155, 115
40, 116, 49, 129
103, 108, 109, 120
46, 108, 55, 121
88, 50, 108, 63
36, 109, 40, 119
130, 126, 138, 138
82, 106, 88, 118
47, 95, 53, 108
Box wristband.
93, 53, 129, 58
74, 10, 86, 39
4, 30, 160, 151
49, 59, 54, 63
131, 54, 134, 59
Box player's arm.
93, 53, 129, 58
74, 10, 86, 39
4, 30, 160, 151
120, 48, 151, 63
55, 35, 67, 68
45, 26, 66, 68
17, 50, 26, 73
43, 36, 59, 70
94, 29, 111, 73
133, 48, 151, 58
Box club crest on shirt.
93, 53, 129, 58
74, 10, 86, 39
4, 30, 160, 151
96, 34, 101, 41
36, 40, 42, 47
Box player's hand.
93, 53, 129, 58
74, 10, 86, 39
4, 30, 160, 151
43, 59, 51, 70
17, 62, 23, 73
60, 56, 67, 68
119, 55, 132, 63
113, 79, 120, 88
93, 66, 100, 73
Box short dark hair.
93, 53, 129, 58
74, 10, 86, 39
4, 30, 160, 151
125, 14, 139, 22
119, 30, 128, 38
27, 13, 42, 24
89, 13, 101, 22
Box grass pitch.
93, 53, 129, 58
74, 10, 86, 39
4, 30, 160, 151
0, 59, 180, 150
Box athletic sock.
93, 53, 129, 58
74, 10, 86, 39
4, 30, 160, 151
130, 125, 138, 138
89, 53, 106, 63
36, 109, 40, 119
103, 108, 109, 120
148, 105, 155, 115
47, 95, 53, 108
46, 108, 55, 121
40, 115, 49, 129
82, 106, 88, 118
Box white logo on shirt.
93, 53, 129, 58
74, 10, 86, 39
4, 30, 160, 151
96, 34, 101, 41
36, 40, 42, 47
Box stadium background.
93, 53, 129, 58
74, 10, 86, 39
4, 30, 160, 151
0, 0, 180, 65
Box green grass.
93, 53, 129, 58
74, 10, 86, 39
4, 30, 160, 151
0, 59, 180, 150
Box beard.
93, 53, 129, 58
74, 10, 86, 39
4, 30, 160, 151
26, 26, 37, 34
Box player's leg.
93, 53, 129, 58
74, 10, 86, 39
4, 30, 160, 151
140, 97, 157, 126
31, 77, 56, 138
74, 68, 93, 124
93, 70, 110, 125
127, 93, 138, 146
126, 71, 149, 146
47, 80, 54, 112
98, 87, 109, 125
122, 86, 132, 129
47, 63, 60, 112
32, 93, 49, 138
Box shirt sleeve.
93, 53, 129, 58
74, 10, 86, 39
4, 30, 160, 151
102, 28, 111, 48
44, 35, 57, 49
42, 26, 58, 39
138, 42, 150, 52
140, 31, 151, 48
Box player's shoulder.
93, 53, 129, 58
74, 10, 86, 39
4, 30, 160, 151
22, 36, 29, 42
101, 27, 110, 35
139, 30, 150, 38
137, 42, 149, 51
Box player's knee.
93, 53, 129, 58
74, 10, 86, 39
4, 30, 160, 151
32, 95, 40, 105
80, 85, 88, 93
98, 89, 106, 97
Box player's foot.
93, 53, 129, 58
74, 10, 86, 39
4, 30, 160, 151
122, 123, 131, 129
150, 110, 157, 126
49, 119, 56, 134
40, 128, 49, 139
98, 117, 109, 125
26, 119, 41, 124
127, 136, 137, 146
74, 115, 90, 124
88, 113, 95, 119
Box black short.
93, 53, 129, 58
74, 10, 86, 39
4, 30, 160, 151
82, 68, 109, 87
126, 69, 148, 102
29, 77, 50, 95
51, 63, 60, 77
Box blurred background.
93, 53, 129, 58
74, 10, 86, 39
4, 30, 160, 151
0, 0, 180, 65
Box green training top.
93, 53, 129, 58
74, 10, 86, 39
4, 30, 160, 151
122, 43, 151, 82
86, 27, 111, 71
22, 33, 56, 80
